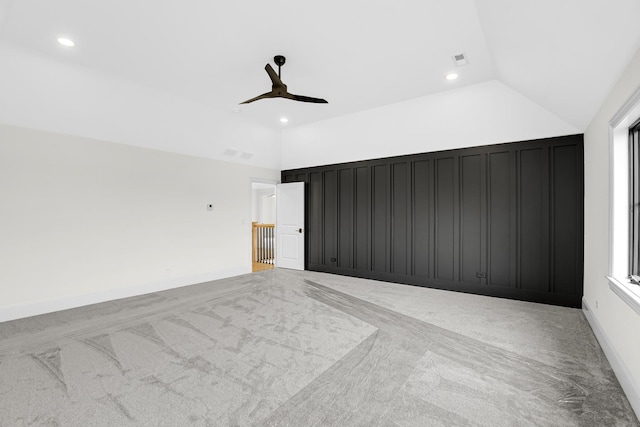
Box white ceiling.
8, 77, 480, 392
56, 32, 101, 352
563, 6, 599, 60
1, 0, 638, 132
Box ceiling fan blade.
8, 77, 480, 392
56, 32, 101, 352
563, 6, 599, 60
265, 64, 285, 88
240, 91, 277, 104
288, 93, 328, 104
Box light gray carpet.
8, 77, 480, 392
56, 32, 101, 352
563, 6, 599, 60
0, 270, 637, 426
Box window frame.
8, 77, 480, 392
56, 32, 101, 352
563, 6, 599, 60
629, 118, 640, 276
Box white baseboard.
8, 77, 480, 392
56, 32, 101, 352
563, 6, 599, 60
583, 297, 640, 418
0, 267, 250, 323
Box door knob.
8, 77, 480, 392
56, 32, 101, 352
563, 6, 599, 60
298, 228, 303, 233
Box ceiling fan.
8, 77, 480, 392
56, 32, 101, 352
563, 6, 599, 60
240, 55, 328, 104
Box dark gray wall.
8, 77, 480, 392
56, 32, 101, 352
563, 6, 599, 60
282, 135, 584, 307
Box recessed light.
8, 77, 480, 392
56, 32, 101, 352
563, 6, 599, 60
231, 108, 242, 114
445, 73, 458, 81
280, 117, 288, 123
57, 37, 75, 47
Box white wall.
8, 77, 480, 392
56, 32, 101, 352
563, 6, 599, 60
0, 123, 279, 321
281, 80, 579, 169
583, 47, 640, 414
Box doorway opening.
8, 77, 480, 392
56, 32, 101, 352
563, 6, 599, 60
251, 182, 277, 272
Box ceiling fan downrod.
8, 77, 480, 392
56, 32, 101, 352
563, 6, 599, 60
274, 55, 286, 78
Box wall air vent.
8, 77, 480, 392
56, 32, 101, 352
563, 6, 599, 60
452, 53, 468, 66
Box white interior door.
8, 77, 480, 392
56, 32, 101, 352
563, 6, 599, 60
276, 182, 305, 270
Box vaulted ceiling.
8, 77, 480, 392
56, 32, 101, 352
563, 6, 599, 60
0, 0, 639, 148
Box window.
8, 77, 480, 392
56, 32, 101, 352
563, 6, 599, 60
608, 87, 640, 314
629, 119, 640, 276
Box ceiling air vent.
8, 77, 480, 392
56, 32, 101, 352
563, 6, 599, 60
452, 53, 468, 66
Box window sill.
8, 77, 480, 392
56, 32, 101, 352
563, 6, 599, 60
606, 276, 640, 316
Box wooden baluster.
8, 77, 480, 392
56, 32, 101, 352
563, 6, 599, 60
259, 226, 262, 262
269, 226, 273, 264
252, 222, 257, 264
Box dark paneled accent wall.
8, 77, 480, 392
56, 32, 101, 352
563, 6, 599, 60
282, 135, 584, 307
